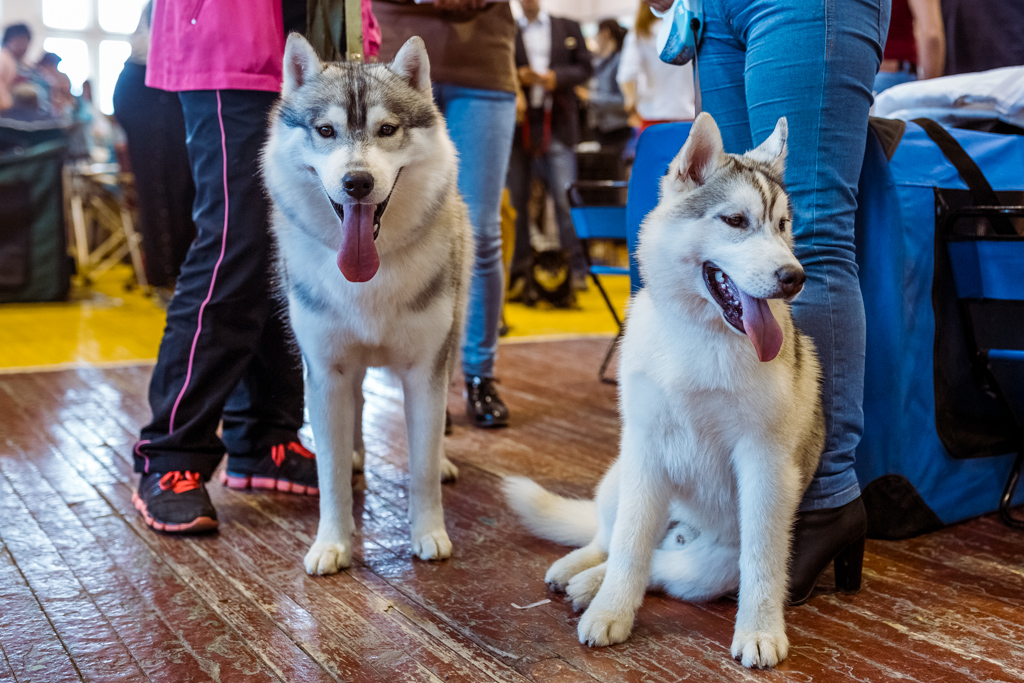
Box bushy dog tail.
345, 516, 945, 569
502, 476, 597, 547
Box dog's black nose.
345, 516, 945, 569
342, 172, 374, 200
776, 265, 806, 297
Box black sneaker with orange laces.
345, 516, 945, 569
133, 471, 218, 533
219, 440, 319, 495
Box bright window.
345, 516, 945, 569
98, 40, 132, 115
98, 0, 149, 34
42, 38, 90, 95
42, 0, 90, 31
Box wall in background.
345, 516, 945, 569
1, 0, 147, 114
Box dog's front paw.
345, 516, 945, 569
352, 448, 366, 473
566, 563, 606, 611
412, 529, 452, 560
440, 457, 459, 483
304, 541, 351, 576
577, 602, 635, 647
730, 629, 789, 669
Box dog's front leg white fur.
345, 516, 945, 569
304, 365, 358, 575
730, 436, 802, 668
401, 367, 452, 560
578, 436, 670, 647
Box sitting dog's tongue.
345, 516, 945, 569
737, 289, 783, 362
337, 203, 379, 282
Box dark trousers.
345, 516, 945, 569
134, 89, 303, 480
112, 61, 196, 289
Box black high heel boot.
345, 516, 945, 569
788, 496, 867, 606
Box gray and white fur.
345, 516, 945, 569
263, 34, 472, 575
504, 113, 824, 668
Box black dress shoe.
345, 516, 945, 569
465, 375, 510, 428
788, 496, 867, 606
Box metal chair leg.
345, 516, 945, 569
599, 331, 622, 385
999, 450, 1024, 530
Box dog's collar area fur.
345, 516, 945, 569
327, 168, 403, 241
702, 262, 744, 333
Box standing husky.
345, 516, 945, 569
263, 35, 471, 575
504, 113, 824, 668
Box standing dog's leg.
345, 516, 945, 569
304, 363, 358, 575
730, 437, 803, 668
351, 366, 367, 473
401, 365, 452, 560
577, 425, 670, 646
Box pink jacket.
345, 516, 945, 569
146, 0, 381, 92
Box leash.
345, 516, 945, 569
691, 16, 703, 117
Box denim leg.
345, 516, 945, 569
433, 84, 517, 379
702, 0, 889, 510
540, 138, 586, 278
506, 142, 534, 281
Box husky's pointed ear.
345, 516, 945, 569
669, 112, 725, 190
746, 117, 788, 179
391, 37, 431, 94
283, 33, 322, 96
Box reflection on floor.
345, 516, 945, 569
0, 265, 629, 372
2, 339, 1023, 683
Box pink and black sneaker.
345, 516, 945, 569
133, 471, 219, 533
220, 441, 319, 495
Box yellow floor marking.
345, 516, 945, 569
0, 266, 631, 372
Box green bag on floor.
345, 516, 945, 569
0, 140, 71, 303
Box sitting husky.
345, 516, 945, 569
504, 113, 823, 668
263, 35, 471, 575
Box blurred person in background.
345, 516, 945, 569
113, 2, 197, 294
506, 0, 593, 295
0, 23, 32, 112
584, 19, 631, 159
376, 0, 519, 429
617, 3, 695, 132
942, 0, 1024, 75
874, 0, 944, 94
35, 52, 74, 118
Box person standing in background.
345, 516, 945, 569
617, 3, 694, 133
0, 24, 32, 112
875, 0, 944, 94
113, 2, 197, 294
942, 0, 1024, 75
585, 19, 631, 159
375, 0, 518, 429
35, 53, 74, 117
506, 0, 593, 295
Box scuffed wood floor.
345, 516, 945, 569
1, 338, 1023, 683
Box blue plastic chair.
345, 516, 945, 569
945, 203, 1024, 529
567, 180, 630, 383
624, 122, 692, 293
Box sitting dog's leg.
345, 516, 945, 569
351, 366, 367, 473
577, 426, 670, 647
565, 561, 607, 610
304, 364, 358, 575
650, 538, 740, 601
401, 365, 452, 560
730, 437, 803, 668
546, 543, 607, 591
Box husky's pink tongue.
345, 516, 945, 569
337, 203, 379, 282
737, 289, 783, 362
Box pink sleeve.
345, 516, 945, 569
363, 0, 381, 59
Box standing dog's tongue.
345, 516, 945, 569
737, 289, 783, 362
337, 203, 379, 282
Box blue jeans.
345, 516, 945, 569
873, 67, 916, 94
699, 0, 890, 510
508, 136, 587, 279
433, 84, 517, 379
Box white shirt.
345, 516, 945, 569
519, 12, 552, 108
617, 20, 696, 122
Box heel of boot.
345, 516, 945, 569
834, 534, 865, 594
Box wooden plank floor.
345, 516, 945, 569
1, 338, 1023, 683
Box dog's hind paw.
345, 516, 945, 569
304, 541, 351, 576
412, 529, 452, 560
440, 457, 459, 483
566, 563, 606, 611
577, 602, 635, 647
545, 545, 606, 592
730, 629, 789, 669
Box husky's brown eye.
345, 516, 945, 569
316, 125, 335, 138
379, 124, 398, 137
722, 214, 746, 228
